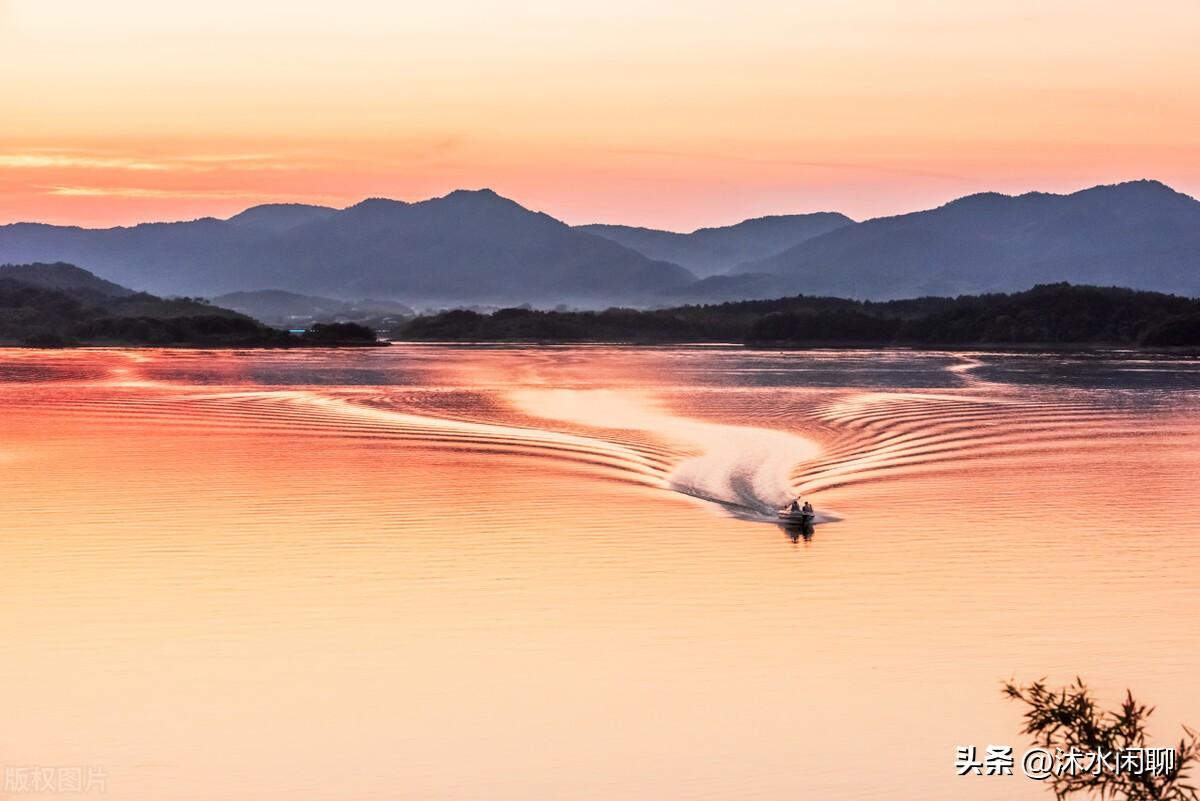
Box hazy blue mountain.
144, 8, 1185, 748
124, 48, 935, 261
578, 212, 854, 277
5, 181, 1198, 306
212, 289, 414, 325
655, 273, 794, 304
210, 290, 347, 323
226, 203, 337, 233
0, 261, 134, 297
737, 180, 1200, 299
0, 218, 263, 297
0, 189, 695, 305
257, 189, 695, 304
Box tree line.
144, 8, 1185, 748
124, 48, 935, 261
393, 284, 1200, 347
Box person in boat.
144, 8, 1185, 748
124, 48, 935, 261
789, 498, 803, 513
802, 500, 813, 515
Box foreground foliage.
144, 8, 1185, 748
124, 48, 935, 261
1005, 678, 1200, 801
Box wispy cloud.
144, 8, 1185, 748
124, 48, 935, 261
0, 154, 171, 171
41, 185, 344, 202
0, 150, 299, 173
43, 185, 279, 199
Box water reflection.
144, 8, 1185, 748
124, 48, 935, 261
779, 518, 815, 543
1, 345, 1197, 801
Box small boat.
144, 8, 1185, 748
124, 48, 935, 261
777, 507, 815, 524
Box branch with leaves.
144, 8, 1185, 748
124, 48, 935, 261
1004, 678, 1200, 801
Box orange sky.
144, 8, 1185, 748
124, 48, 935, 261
1, 0, 1198, 230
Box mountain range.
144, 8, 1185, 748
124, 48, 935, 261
730, 179, 1200, 299
0, 190, 694, 305
1, 180, 1197, 305
576, 212, 853, 277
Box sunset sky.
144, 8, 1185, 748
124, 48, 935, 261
1, 0, 1198, 230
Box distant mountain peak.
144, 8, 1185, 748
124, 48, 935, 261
696, 211, 855, 234
1077, 178, 1195, 202
228, 201, 335, 218
942, 191, 1010, 207
925, 180, 1200, 220
345, 197, 409, 211
437, 187, 527, 211
946, 179, 1187, 206
227, 202, 337, 233
445, 187, 501, 198
1105, 178, 1173, 191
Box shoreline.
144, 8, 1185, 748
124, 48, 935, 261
383, 339, 1200, 355
4, 338, 1197, 356
0, 339, 390, 350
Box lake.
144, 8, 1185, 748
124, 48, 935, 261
2, 346, 1198, 800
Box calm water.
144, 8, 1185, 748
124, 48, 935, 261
2, 346, 1198, 801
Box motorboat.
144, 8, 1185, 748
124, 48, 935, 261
777, 505, 815, 524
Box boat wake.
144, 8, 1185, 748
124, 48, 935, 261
505, 387, 824, 521
790, 386, 1143, 497
80, 364, 835, 524
667, 427, 832, 522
